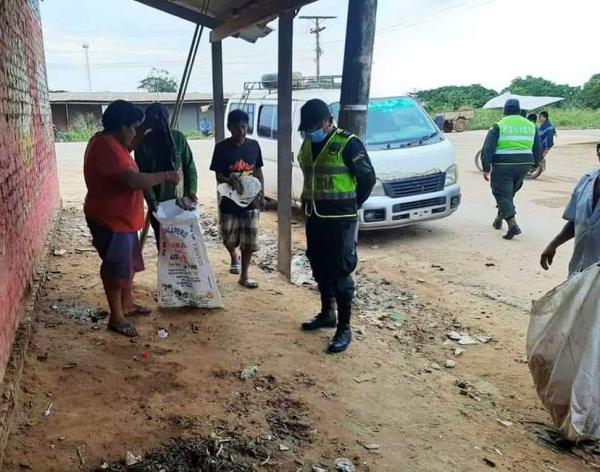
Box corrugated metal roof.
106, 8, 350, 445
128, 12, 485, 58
49, 91, 230, 104
136, 0, 318, 43
178, 0, 275, 42
135, 0, 274, 43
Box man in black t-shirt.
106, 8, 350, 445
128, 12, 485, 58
210, 109, 265, 289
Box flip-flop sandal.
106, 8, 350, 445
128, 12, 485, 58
108, 322, 138, 337
239, 279, 259, 289
126, 305, 152, 317
229, 263, 241, 275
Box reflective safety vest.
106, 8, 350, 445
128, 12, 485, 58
299, 129, 358, 218
495, 115, 535, 157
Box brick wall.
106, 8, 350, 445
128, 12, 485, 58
0, 0, 60, 381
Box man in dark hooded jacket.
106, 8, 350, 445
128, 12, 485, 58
135, 103, 198, 249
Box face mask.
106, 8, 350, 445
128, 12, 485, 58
305, 128, 326, 143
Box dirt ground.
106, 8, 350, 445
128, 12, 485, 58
4, 130, 600, 471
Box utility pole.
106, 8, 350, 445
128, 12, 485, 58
338, 0, 377, 141
299, 15, 336, 81
82, 43, 92, 92
277, 9, 294, 279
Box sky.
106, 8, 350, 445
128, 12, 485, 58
40, 0, 600, 96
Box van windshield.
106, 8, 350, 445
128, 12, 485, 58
330, 97, 439, 147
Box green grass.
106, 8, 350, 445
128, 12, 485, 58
468, 108, 600, 130
546, 109, 600, 129
468, 109, 502, 130
183, 131, 212, 140
63, 130, 96, 142
59, 130, 211, 143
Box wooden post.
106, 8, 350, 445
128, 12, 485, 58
277, 9, 294, 279
211, 40, 225, 143
338, 0, 377, 140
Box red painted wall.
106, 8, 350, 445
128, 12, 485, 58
0, 0, 60, 381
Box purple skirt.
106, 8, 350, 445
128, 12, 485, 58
87, 220, 144, 288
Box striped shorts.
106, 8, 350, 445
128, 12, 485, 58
219, 209, 260, 253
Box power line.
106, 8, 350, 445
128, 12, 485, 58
376, 0, 495, 34
299, 15, 337, 81
46, 0, 496, 76
318, 0, 496, 47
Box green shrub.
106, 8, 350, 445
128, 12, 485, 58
60, 113, 101, 142
183, 130, 211, 140
467, 108, 600, 130
469, 109, 502, 130
64, 130, 96, 142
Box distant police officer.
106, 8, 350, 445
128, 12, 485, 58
298, 99, 376, 353
481, 98, 542, 239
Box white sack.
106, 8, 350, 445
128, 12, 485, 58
154, 200, 223, 308
527, 263, 600, 441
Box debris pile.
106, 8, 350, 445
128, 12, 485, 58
198, 213, 221, 244
256, 234, 313, 286
266, 396, 314, 443
94, 435, 272, 472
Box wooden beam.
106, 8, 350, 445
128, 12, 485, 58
338, 0, 377, 140
135, 0, 222, 28
211, 41, 226, 143
276, 9, 294, 279
210, 0, 314, 43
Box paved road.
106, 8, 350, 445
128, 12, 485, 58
56, 129, 600, 307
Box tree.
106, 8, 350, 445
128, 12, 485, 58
503, 76, 580, 105
581, 74, 600, 109
138, 68, 178, 93
413, 84, 497, 112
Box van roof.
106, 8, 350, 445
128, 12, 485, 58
229, 89, 415, 106
229, 88, 341, 104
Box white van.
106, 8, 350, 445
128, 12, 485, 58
225, 88, 461, 230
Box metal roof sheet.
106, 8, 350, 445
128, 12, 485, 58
483, 92, 565, 110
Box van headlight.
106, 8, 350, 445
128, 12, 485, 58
371, 179, 386, 197
445, 164, 458, 187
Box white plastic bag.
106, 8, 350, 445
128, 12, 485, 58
527, 263, 600, 441
217, 175, 262, 208
154, 200, 223, 308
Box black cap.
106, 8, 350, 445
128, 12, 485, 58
298, 99, 331, 131
503, 98, 521, 116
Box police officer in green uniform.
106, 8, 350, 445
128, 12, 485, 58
298, 99, 376, 354
482, 98, 542, 239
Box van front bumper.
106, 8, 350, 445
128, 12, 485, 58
358, 184, 461, 230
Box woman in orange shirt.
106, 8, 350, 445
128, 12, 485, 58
84, 100, 179, 337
